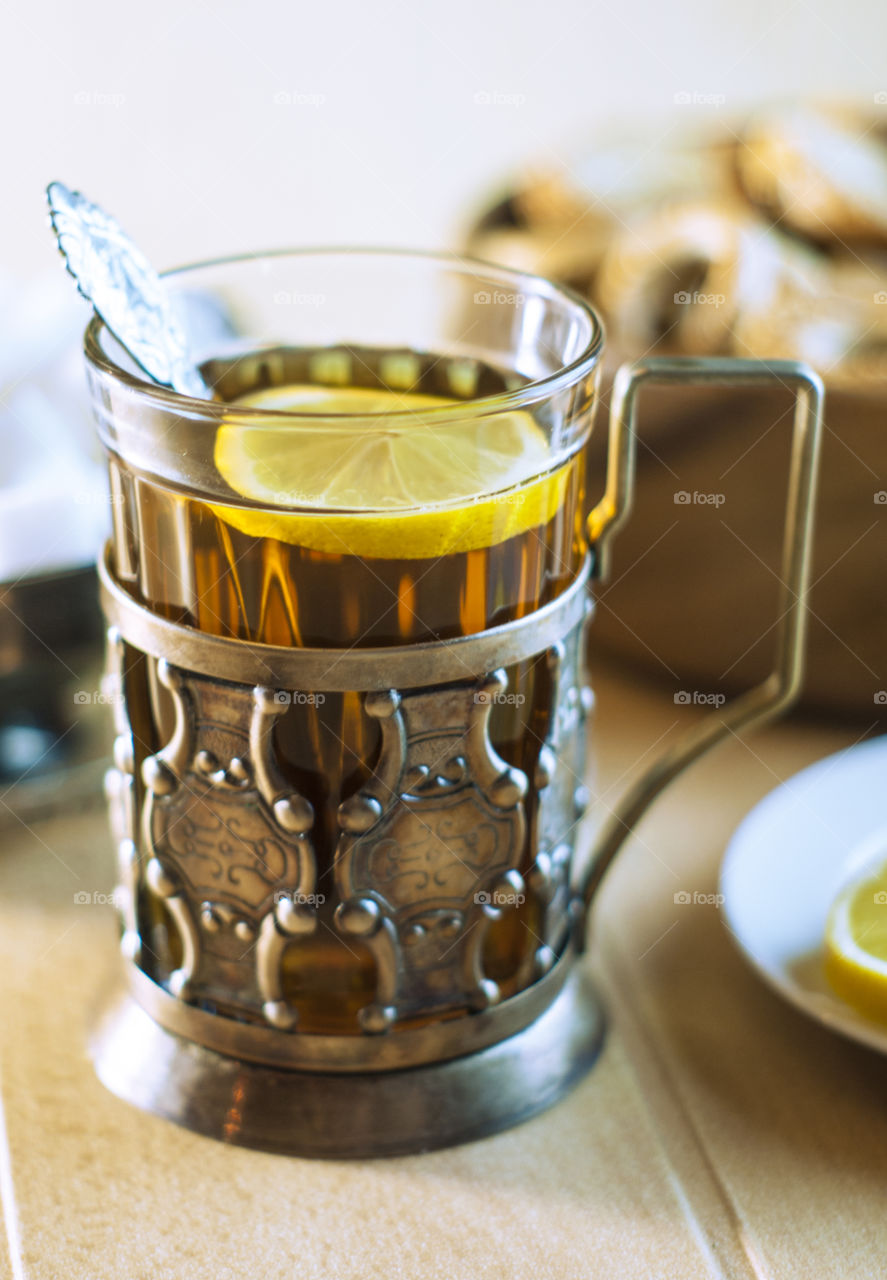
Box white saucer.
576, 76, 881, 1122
720, 734, 887, 1055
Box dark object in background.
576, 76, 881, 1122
0, 566, 104, 782
465, 104, 887, 722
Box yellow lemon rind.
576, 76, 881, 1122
824, 878, 887, 1024
208, 466, 570, 559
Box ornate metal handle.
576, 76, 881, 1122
579, 357, 824, 936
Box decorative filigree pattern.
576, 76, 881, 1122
104, 598, 594, 1044
333, 673, 528, 1032
140, 664, 317, 1016
525, 604, 594, 979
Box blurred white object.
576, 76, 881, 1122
0, 272, 108, 581
721, 736, 887, 1058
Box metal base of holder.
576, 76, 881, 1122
90, 966, 605, 1158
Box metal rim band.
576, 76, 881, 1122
127, 944, 575, 1073
98, 546, 593, 690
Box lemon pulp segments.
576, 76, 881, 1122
825, 855, 887, 1023
211, 384, 570, 559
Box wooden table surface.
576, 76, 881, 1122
0, 661, 877, 1280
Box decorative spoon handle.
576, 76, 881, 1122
46, 181, 212, 400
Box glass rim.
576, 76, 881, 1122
83, 246, 606, 423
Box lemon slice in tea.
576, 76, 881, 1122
824, 851, 887, 1023
212, 384, 570, 559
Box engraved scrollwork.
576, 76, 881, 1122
98, 547, 598, 1078
334, 673, 528, 1032
139, 664, 318, 1016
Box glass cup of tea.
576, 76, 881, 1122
85, 249, 823, 1156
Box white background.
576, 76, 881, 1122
1, 0, 885, 574
2, 0, 885, 279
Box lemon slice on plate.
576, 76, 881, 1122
824, 851, 887, 1023
212, 384, 570, 559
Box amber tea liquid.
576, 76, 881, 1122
108, 347, 589, 1028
